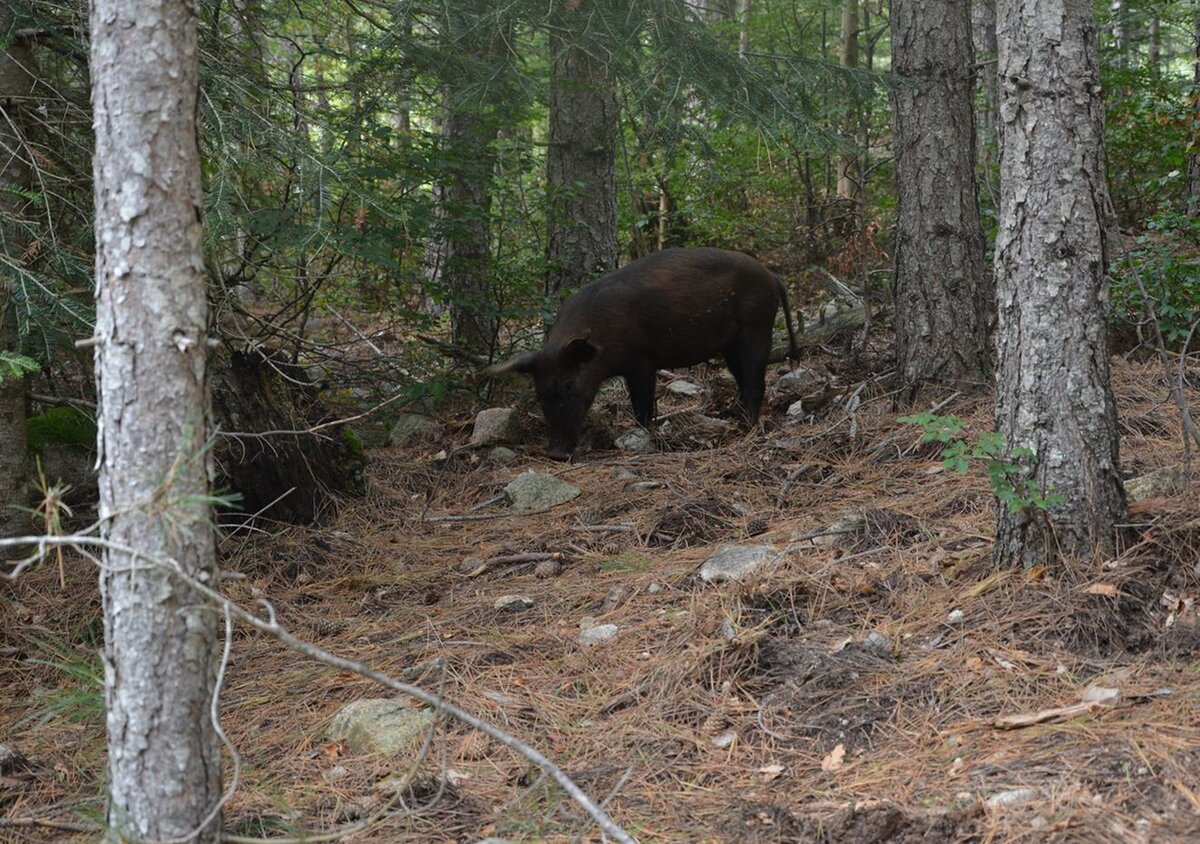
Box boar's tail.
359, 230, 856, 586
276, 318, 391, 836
776, 276, 801, 362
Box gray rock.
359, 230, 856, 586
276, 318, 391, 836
804, 508, 865, 547
615, 428, 653, 453
503, 471, 581, 513
494, 594, 534, 611
1125, 465, 1188, 502
699, 544, 779, 584
611, 467, 638, 482
470, 407, 519, 446
601, 586, 628, 613
785, 399, 805, 418
487, 446, 518, 465
666, 379, 704, 397
387, 413, 439, 447
579, 623, 619, 646
327, 699, 437, 756
629, 480, 661, 490
776, 366, 821, 397
863, 632, 892, 657
647, 582, 664, 595
986, 788, 1039, 808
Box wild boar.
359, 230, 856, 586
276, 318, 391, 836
487, 247, 800, 459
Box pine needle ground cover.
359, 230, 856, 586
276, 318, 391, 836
4, 358, 1200, 843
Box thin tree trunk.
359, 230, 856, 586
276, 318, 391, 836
737, 0, 751, 58
0, 5, 32, 540
90, 0, 222, 837
836, 0, 860, 201
890, 0, 992, 400
993, 0, 1126, 567
972, 0, 999, 154
1148, 13, 1160, 74
546, 3, 619, 298
1188, 1, 1200, 216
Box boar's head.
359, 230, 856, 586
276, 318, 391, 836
487, 336, 603, 460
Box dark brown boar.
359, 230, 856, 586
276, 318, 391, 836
487, 247, 800, 460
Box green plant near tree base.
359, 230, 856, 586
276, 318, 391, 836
898, 413, 1065, 514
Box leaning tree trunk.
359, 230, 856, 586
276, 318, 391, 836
546, 3, 619, 299
0, 6, 33, 540
993, 0, 1126, 568
890, 0, 992, 400
90, 0, 222, 837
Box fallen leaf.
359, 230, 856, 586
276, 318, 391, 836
820, 744, 846, 772
319, 741, 342, 760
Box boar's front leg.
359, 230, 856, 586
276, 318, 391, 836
624, 368, 658, 427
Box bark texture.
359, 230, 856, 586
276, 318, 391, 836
836, 0, 860, 201
0, 5, 33, 539
90, 0, 222, 837
1188, 4, 1200, 217
890, 0, 993, 399
546, 2, 619, 298
993, 0, 1125, 567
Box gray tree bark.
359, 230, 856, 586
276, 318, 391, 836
1188, 2, 1200, 216
993, 0, 1126, 567
971, 0, 999, 151
836, 0, 860, 201
890, 0, 992, 400
0, 5, 32, 540
546, 2, 619, 298
90, 0, 222, 837
434, 3, 507, 356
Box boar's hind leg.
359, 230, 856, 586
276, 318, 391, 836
624, 369, 658, 427
724, 334, 770, 425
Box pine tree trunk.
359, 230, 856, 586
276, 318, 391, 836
836, 0, 860, 201
0, 6, 32, 540
993, 0, 1126, 568
971, 0, 999, 152
1188, 2, 1200, 217
737, 0, 752, 58
90, 0, 222, 837
890, 0, 992, 400
546, 3, 619, 298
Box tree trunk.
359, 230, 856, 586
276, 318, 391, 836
0, 5, 33, 541
433, 3, 508, 356
972, 0, 999, 153
546, 2, 619, 298
1148, 13, 1160, 74
737, 0, 751, 58
90, 0, 222, 837
993, 0, 1126, 568
890, 0, 992, 399
836, 0, 860, 201
1188, 2, 1200, 217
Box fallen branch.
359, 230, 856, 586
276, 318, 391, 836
459, 552, 564, 577
1, 534, 636, 844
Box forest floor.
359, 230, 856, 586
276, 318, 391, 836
4, 354, 1200, 843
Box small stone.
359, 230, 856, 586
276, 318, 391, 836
494, 594, 534, 611
487, 446, 518, 465
647, 582, 663, 595
503, 471, 581, 513
699, 544, 779, 584
712, 731, 736, 749
666, 379, 704, 397
579, 624, 619, 646
601, 586, 628, 613
629, 480, 661, 490
1125, 465, 1188, 502
946, 609, 965, 625
986, 788, 1038, 808
776, 366, 821, 397
534, 559, 562, 578
615, 428, 653, 453
785, 399, 805, 418
470, 407, 519, 446
387, 413, 439, 447
863, 632, 892, 656
611, 467, 638, 482
1081, 685, 1121, 706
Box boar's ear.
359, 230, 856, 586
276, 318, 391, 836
560, 336, 600, 368
485, 350, 540, 377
